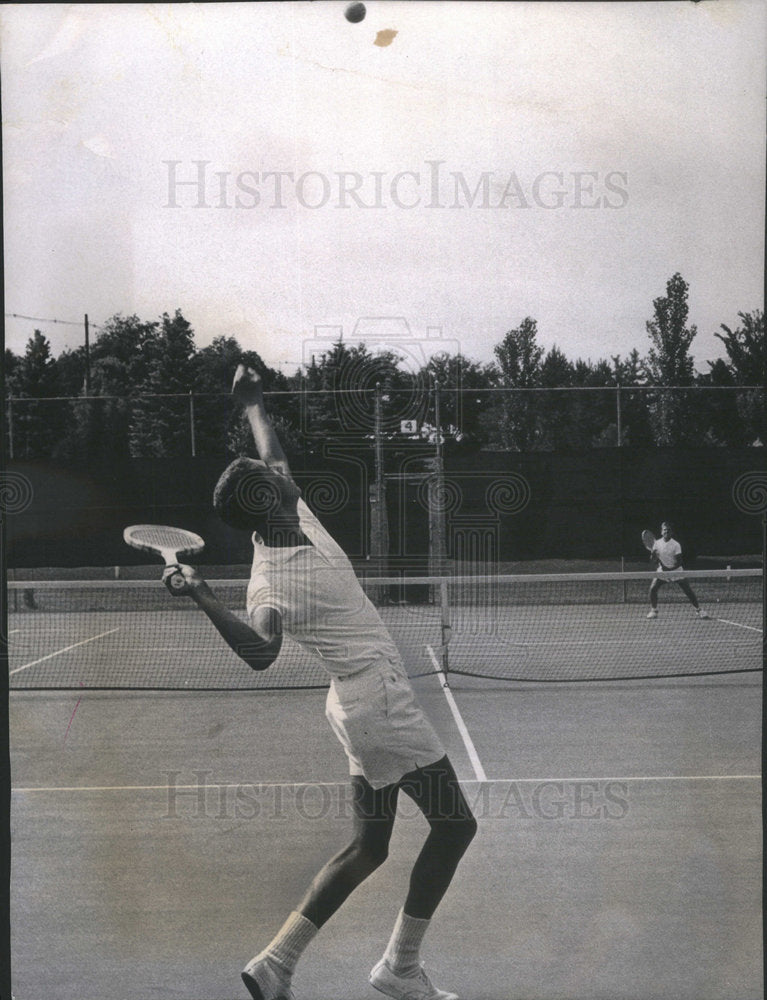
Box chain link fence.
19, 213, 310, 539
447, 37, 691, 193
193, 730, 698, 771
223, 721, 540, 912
3, 385, 764, 460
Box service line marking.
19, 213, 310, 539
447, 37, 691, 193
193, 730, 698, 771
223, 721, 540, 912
9, 628, 121, 676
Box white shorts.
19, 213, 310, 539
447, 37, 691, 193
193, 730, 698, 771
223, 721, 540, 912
325, 657, 445, 789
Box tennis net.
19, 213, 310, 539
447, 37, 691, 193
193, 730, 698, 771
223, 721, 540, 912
7, 569, 762, 689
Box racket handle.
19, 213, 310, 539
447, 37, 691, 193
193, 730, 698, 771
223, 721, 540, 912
164, 570, 187, 594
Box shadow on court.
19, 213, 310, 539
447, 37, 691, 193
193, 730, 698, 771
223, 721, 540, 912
9, 672, 762, 1000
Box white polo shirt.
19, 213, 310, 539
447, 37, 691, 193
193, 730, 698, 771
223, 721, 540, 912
652, 536, 683, 571
246, 498, 400, 677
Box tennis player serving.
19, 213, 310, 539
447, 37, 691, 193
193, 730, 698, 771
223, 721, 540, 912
646, 521, 709, 620
166, 363, 476, 1000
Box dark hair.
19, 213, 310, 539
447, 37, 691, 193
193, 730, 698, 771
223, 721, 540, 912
213, 457, 281, 531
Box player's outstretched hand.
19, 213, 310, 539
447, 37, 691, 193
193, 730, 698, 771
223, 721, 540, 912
163, 563, 203, 596
232, 363, 263, 405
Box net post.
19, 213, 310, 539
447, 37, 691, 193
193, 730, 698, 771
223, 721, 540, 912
762, 511, 766, 665
428, 379, 448, 591
368, 383, 389, 601
439, 579, 450, 684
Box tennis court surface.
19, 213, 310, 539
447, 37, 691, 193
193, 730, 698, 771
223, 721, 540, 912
9, 569, 763, 999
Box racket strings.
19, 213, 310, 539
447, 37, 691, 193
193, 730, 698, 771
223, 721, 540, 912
125, 525, 204, 554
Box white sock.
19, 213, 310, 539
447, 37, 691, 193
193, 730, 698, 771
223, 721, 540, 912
383, 909, 430, 975
258, 911, 318, 976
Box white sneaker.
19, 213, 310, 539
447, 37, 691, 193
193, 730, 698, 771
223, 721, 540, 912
369, 959, 458, 1000
241, 955, 294, 1000
646, 609, 658, 619
697, 609, 710, 619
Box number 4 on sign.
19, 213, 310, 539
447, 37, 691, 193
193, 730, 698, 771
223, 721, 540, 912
400, 420, 418, 434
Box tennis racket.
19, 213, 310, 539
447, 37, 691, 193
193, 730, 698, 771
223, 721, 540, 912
641, 529, 656, 552
123, 524, 205, 592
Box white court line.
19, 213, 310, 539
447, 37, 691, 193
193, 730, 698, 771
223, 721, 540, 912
427, 645, 487, 782
714, 618, 763, 633
11, 774, 761, 793
9, 627, 121, 676
12, 780, 352, 793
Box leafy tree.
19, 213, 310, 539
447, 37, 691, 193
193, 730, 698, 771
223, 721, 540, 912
611, 349, 645, 387
645, 273, 697, 386
297, 340, 407, 446
10, 330, 67, 457
417, 351, 495, 447
608, 349, 653, 446
644, 273, 699, 444
488, 318, 544, 450
55, 346, 88, 396
713, 310, 765, 385
4, 348, 21, 457
129, 310, 197, 457
536, 346, 575, 449
54, 314, 162, 461
703, 311, 765, 444
90, 314, 160, 389
695, 357, 743, 446
494, 317, 543, 388
571, 358, 621, 448
194, 335, 296, 459
19, 330, 59, 394
4, 348, 21, 392
58, 357, 135, 462
55, 316, 159, 461
540, 345, 574, 387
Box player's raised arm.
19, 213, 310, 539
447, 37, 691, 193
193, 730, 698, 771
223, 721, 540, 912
163, 564, 283, 671
232, 363, 291, 478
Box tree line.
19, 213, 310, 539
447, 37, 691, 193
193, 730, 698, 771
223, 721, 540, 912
3, 273, 764, 461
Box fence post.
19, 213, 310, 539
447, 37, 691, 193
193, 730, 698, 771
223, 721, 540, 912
7, 395, 14, 459
84, 314, 91, 395
189, 390, 196, 457
616, 383, 622, 446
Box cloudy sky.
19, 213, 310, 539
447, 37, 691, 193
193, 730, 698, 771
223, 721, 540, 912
2, 1, 765, 376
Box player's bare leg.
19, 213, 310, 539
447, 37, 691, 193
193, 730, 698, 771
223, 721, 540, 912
647, 577, 662, 618
370, 756, 476, 1000
242, 778, 398, 999
298, 777, 399, 925
677, 579, 709, 618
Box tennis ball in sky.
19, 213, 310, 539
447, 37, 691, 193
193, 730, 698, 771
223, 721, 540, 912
345, 2, 366, 23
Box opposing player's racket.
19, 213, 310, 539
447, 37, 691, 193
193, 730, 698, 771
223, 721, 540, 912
123, 524, 205, 592
641, 529, 656, 552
